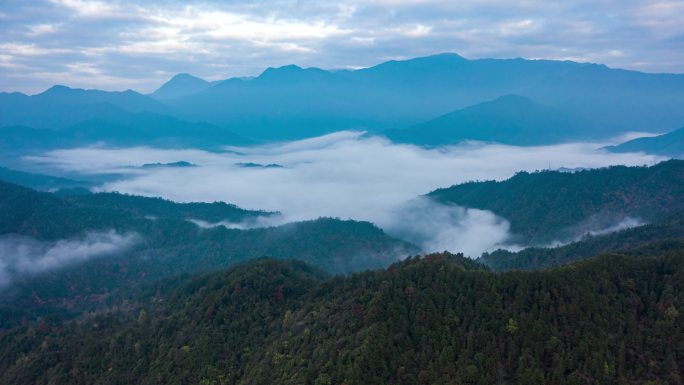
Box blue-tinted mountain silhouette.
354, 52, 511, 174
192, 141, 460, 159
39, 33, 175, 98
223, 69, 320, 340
384, 95, 609, 146
607, 127, 684, 157
150, 73, 215, 100
3, 53, 684, 143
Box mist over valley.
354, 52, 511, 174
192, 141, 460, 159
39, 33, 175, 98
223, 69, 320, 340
1, 2, 684, 380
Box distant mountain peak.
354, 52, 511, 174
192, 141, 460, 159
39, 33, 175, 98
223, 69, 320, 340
421, 52, 468, 61
171, 73, 204, 81
362, 52, 469, 75
274, 64, 303, 71
256, 64, 331, 81
478, 94, 540, 107
42, 84, 76, 94
385, 52, 468, 64
150, 72, 211, 100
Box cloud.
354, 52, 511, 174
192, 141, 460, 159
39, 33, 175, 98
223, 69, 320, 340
0, 0, 683, 93
0, 230, 139, 288
187, 216, 280, 230
378, 197, 512, 257
587, 217, 644, 236
26, 132, 664, 257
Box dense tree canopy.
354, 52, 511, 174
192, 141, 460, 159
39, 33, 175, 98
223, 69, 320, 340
429, 160, 684, 244
0, 251, 681, 384
0, 180, 417, 328
482, 212, 684, 271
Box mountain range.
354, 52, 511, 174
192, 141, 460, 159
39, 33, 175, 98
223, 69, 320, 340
3, 51, 684, 384
2, 53, 684, 145
161, 53, 684, 140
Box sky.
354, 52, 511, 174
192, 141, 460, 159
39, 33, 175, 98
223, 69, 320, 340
1, 0, 683, 94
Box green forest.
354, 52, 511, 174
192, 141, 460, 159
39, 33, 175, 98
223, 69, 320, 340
481, 212, 684, 271
0, 251, 681, 384
428, 160, 684, 244
1, 161, 684, 384
0, 180, 417, 328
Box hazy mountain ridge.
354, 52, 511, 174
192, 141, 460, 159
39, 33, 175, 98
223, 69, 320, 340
0, 166, 92, 191
384, 94, 608, 146
0, 86, 169, 129
3, 53, 684, 143
61, 111, 253, 148
166, 53, 684, 140
0, 111, 252, 152
607, 126, 684, 157
149, 73, 215, 100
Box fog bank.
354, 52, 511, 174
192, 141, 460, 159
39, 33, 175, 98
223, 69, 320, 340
0, 231, 139, 288
27, 132, 663, 257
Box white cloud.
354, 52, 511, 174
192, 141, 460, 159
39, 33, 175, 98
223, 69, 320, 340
403, 24, 433, 37
587, 217, 644, 236
2, 0, 684, 93
26, 23, 60, 36
0, 43, 72, 57
379, 197, 512, 257
49, 0, 125, 19
26, 133, 664, 257
0, 230, 139, 288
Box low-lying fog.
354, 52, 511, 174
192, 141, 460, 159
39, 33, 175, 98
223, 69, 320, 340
0, 231, 138, 288
27, 132, 662, 257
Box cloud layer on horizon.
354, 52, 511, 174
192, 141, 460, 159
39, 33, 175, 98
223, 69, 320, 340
26, 132, 664, 256
1, 0, 683, 94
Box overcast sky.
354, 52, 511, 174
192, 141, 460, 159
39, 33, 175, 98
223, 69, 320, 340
2, 0, 683, 94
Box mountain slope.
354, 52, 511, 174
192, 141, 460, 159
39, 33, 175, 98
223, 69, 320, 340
0, 252, 681, 384
149, 73, 214, 100
481, 211, 684, 271
0, 111, 252, 153
384, 95, 606, 146
607, 126, 684, 157
428, 160, 684, 244
0, 166, 92, 191
0, 180, 418, 326
61, 111, 253, 148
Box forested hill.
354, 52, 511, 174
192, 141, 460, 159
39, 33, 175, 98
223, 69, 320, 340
481, 212, 684, 271
0, 251, 681, 384
0, 166, 91, 191
0, 180, 417, 327
428, 159, 684, 244
0, 180, 268, 240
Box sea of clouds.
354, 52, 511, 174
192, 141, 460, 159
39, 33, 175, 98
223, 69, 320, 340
26, 132, 662, 257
